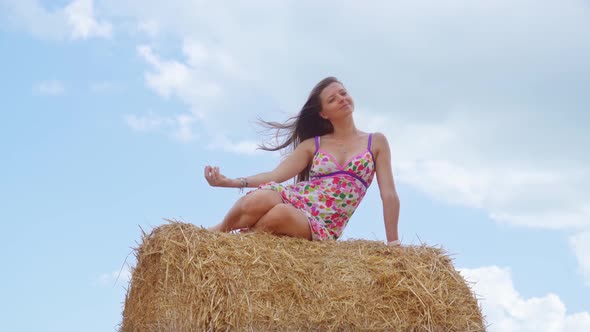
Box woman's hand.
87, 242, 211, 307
204, 165, 230, 187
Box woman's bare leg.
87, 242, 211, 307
252, 203, 312, 240
208, 190, 283, 232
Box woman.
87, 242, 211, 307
205, 77, 400, 245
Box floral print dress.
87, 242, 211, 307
255, 134, 376, 240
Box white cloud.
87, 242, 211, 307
1, 0, 112, 40
135, 41, 254, 144
0, 0, 68, 40
137, 19, 160, 37
355, 110, 590, 231
207, 134, 263, 156
124, 112, 198, 143
64, 0, 112, 39
569, 231, 590, 287
137, 44, 222, 104
566, 313, 590, 332
98, 265, 132, 287
171, 114, 197, 142
33, 80, 65, 95
460, 266, 590, 332
124, 113, 170, 132
182, 39, 210, 67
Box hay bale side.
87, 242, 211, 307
120, 222, 485, 331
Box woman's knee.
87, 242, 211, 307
239, 190, 282, 215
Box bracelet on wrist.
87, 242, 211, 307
237, 177, 249, 193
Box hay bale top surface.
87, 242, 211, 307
121, 222, 484, 331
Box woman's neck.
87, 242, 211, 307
331, 117, 359, 140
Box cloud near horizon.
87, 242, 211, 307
460, 266, 590, 332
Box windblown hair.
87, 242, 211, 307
259, 77, 340, 182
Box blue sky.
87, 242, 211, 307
1, 1, 589, 331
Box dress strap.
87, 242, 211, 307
367, 133, 374, 150
314, 136, 320, 153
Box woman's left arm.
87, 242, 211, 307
372, 132, 401, 243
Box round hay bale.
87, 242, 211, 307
120, 221, 485, 331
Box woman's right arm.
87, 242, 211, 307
204, 137, 316, 188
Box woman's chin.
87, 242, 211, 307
341, 107, 354, 114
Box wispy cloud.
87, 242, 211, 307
64, 0, 112, 40
356, 110, 590, 231
98, 265, 132, 287
0, 0, 68, 40
0, 0, 112, 41
460, 266, 590, 331
137, 43, 222, 103
134, 40, 253, 143
124, 112, 171, 132
137, 19, 160, 38
207, 134, 263, 156
124, 112, 198, 143
171, 113, 197, 143
33, 80, 65, 96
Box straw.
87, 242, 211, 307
120, 221, 485, 331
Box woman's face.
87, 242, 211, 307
319, 82, 354, 120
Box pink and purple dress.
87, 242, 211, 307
255, 134, 376, 240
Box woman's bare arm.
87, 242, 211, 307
373, 132, 401, 243
205, 138, 316, 188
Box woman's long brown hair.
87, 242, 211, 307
258, 77, 340, 182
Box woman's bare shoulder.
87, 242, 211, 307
371, 132, 390, 154
296, 137, 317, 153
372, 132, 389, 142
